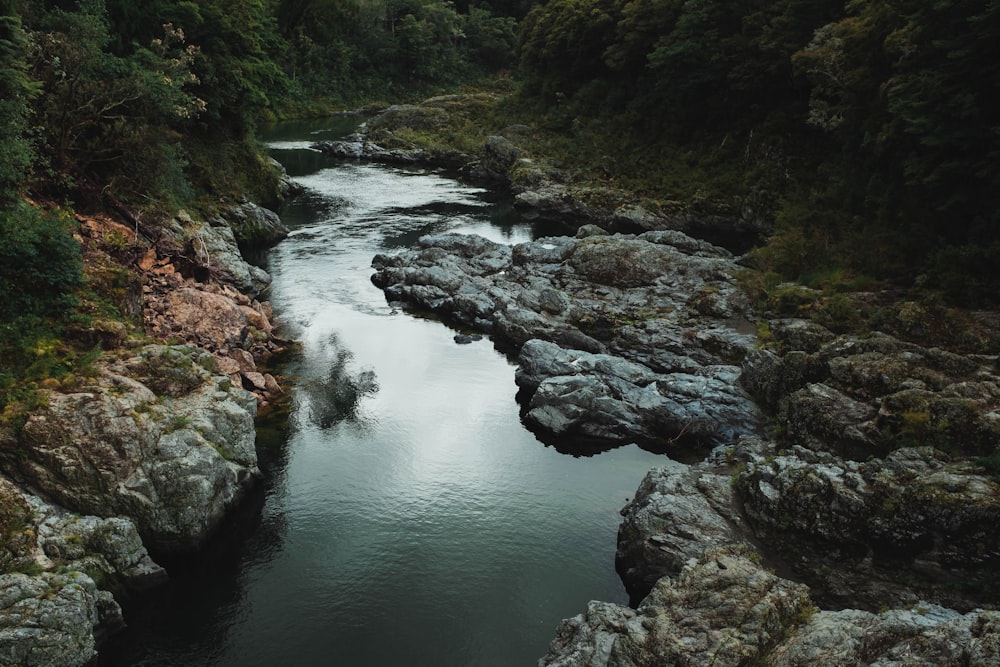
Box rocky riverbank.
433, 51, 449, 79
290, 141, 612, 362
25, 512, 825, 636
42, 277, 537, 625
340, 97, 1000, 665
1, 197, 289, 665
376, 231, 1000, 665
312, 95, 768, 249
372, 228, 762, 450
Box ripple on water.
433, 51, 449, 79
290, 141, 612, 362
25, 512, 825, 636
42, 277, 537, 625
98, 126, 668, 667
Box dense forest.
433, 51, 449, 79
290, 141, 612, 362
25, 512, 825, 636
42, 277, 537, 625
2, 0, 999, 406
516, 0, 999, 305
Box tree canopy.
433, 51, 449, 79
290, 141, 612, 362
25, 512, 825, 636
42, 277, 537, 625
515, 0, 1000, 303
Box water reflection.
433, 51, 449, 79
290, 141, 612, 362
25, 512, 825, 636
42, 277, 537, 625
98, 121, 668, 667
300, 334, 379, 429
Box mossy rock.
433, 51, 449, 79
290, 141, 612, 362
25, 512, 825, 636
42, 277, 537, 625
368, 104, 451, 133
0, 478, 34, 573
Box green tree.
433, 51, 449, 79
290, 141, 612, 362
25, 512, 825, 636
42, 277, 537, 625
0, 206, 81, 320
518, 0, 619, 97
0, 1, 36, 204
793, 0, 1000, 299
24, 6, 206, 206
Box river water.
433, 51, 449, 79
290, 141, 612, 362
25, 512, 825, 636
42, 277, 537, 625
98, 118, 666, 666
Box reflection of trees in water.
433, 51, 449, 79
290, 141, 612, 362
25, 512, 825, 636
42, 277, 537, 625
303, 337, 378, 429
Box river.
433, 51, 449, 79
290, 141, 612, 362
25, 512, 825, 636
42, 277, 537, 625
98, 118, 666, 666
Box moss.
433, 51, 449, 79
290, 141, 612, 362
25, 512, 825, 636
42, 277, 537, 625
131, 347, 207, 397
0, 487, 35, 573
205, 439, 233, 461
165, 414, 193, 433
975, 452, 1000, 480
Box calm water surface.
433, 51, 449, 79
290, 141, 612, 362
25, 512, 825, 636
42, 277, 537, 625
99, 117, 666, 666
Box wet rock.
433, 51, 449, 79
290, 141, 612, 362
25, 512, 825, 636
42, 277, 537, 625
2, 478, 156, 660
30, 502, 166, 592
615, 462, 746, 601
541, 545, 1000, 666
313, 139, 433, 165
516, 340, 762, 447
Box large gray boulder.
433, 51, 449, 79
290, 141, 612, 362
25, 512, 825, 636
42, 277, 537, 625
540, 547, 814, 667
539, 547, 1000, 667
212, 201, 289, 247
1, 475, 164, 667
0, 572, 114, 667
516, 340, 762, 447
0, 345, 259, 553
188, 221, 271, 297
615, 461, 747, 601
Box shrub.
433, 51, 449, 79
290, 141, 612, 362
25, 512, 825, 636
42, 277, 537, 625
0, 203, 82, 320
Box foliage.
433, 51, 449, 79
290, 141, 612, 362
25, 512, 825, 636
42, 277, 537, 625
0, 201, 87, 414
513, 0, 1000, 306
0, 204, 81, 317
273, 0, 519, 110
0, 2, 38, 205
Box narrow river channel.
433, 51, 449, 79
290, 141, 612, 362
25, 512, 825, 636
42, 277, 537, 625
99, 118, 666, 666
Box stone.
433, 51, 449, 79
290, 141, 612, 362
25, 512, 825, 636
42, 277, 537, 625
516, 339, 762, 447
188, 222, 271, 297
769, 605, 1000, 666
164, 288, 252, 350
213, 201, 288, 247
541, 546, 1000, 666
0, 573, 108, 667
0, 345, 259, 553
737, 445, 1000, 610
539, 547, 814, 667
373, 231, 762, 449
616, 462, 746, 601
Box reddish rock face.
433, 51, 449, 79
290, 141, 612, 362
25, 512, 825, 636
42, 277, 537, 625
164, 287, 249, 349
143, 273, 284, 406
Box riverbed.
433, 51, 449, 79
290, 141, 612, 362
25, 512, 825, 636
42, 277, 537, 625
98, 118, 666, 666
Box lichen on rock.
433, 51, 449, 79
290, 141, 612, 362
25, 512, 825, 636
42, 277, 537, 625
1, 345, 259, 553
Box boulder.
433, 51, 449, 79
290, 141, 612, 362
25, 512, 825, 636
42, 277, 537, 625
516, 339, 762, 447
0, 345, 259, 553
162, 287, 255, 350
540, 547, 814, 667
0, 474, 165, 666
769, 605, 1000, 666
478, 135, 522, 181
615, 462, 746, 601
188, 222, 271, 297
737, 445, 1000, 610
540, 547, 1000, 666
212, 201, 288, 247
0, 572, 113, 667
